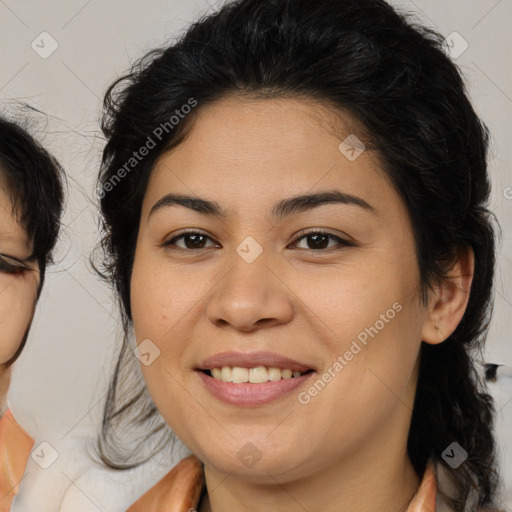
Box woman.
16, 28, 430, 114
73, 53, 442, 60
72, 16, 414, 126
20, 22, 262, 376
96, 0, 505, 510
0, 115, 64, 511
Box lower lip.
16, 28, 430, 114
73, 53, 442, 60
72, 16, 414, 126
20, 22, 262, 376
196, 370, 314, 407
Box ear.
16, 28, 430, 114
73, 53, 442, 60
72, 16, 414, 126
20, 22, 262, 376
421, 244, 475, 345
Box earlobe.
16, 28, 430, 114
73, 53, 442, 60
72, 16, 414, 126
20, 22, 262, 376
421, 317, 444, 345
421, 244, 475, 345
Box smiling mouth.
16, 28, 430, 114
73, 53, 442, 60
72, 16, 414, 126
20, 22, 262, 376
201, 366, 314, 383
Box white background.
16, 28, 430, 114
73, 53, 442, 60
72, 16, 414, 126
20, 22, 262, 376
1, 0, 511, 510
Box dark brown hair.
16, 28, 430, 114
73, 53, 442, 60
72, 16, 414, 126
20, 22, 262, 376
0, 114, 64, 366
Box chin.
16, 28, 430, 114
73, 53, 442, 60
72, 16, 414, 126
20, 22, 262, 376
194, 438, 312, 482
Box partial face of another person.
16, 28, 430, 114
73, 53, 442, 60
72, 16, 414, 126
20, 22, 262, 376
0, 184, 39, 367
130, 97, 434, 482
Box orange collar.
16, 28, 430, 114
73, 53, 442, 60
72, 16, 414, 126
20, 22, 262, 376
128, 455, 438, 512
0, 409, 35, 512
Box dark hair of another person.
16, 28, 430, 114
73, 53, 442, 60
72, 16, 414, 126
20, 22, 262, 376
0, 116, 65, 365
95, 0, 502, 509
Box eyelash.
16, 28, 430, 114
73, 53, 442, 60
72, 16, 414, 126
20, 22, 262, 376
0, 253, 31, 275
162, 229, 354, 253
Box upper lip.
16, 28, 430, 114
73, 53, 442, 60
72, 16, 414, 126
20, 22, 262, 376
197, 351, 314, 372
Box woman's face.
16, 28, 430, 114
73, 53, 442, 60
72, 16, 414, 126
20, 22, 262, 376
0, 185, 39, 366
130, 97, 431, 481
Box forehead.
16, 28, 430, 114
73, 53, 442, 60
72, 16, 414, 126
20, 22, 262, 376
143, 96, 399, 221
175, 95, 364, 157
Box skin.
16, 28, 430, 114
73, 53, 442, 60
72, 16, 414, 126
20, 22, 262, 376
130, 96, 474, 512
0, 186, 39, 417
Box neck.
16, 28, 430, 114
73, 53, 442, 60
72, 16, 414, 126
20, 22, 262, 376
201, 414, 420, 512
0, 365, 11, 418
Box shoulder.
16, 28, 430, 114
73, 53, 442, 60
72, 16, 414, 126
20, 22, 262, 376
127, 455, 205, 512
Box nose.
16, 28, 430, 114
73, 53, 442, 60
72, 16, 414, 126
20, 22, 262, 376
205, 251, 294, 333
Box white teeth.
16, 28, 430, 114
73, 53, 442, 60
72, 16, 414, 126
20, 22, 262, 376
209, 366, 307, 383
267, 367, 282, 382
249, 366, 269, 383
221, 367, 232, 382
231, 367, 249, 383
281, 369, 292, 379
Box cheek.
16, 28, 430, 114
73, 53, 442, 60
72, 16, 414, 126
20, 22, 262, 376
294, 301, 422, 459
296, 253, 423, 410
130, 249, 200, 379
292, 249, 418, 349
130, 254, 191, 341
0, 280, 37, 363
130, 256, 195, 431
313, 297, 423, 429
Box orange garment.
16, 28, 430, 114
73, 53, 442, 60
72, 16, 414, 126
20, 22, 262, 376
127, 455, 205, 512
127, 455, 438, 512
0, 409, 34, 512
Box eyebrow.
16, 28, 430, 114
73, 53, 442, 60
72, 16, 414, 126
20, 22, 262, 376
149, 190, 376, 222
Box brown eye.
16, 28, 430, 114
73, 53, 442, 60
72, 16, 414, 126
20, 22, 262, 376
164, 231, 218, 250
290, 230, 354, 251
